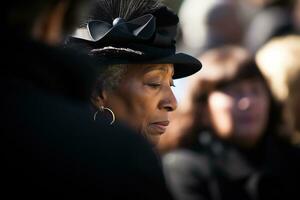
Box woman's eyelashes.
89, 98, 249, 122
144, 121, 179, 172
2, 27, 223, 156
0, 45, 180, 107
146, 79, 175, 89
147, 82, 161, 89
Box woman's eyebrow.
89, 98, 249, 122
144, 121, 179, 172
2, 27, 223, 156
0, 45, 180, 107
143, 65, 174, 74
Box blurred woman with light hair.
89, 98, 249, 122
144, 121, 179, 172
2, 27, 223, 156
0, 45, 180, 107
256, 35, 300, 144
255, 35, 300, 200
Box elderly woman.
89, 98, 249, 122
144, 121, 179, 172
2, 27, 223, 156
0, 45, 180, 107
66, 0, 202, 145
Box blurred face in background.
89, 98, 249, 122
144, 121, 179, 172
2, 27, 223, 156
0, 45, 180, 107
207, 78, 270, 147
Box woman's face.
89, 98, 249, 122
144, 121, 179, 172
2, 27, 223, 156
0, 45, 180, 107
103, 64, 177, 145
207, 78, 270, 147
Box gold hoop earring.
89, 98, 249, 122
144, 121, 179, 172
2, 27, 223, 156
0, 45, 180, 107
93, 106, 116, 125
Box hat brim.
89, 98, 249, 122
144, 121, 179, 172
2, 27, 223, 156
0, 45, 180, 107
149, 53, 202, 79
67, 37, 202, 79
98, 52, 202, 79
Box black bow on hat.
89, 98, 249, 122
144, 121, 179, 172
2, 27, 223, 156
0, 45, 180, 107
87, 14, 177, 49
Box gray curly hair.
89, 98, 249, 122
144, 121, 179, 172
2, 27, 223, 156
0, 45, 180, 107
93, 64, 128, 94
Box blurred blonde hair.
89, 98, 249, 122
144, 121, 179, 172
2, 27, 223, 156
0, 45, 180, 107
256, 35, 300, 101
256, 35, 300, 144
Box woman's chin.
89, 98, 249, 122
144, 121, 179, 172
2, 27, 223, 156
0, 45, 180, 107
142, 126, 167, 146
146, 133, 161, 146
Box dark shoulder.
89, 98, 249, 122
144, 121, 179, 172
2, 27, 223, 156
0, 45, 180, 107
1, 85, 168, 198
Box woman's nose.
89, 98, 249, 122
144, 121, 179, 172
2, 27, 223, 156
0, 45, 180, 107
237, 96, 252, 111
159, 88, 178, 112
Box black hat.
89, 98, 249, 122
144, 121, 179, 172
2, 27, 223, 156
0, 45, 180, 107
67, 3, 202, 79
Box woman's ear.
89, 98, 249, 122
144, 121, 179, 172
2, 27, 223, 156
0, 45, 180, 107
91, 90, 109, 108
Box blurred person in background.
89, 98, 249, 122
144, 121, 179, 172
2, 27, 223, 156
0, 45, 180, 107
162, 46, 285, 200
244, 0, 295, 53
177, 0, 244, 56
255, 35, 300, 199
202, 2, 244, 52
66, 0, 202, 146
2, 0, 176, 199
256, 35, 300, 143
177, 0, 219, 55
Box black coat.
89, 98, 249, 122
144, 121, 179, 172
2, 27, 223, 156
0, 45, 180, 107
163, 132, 274, 200
257, 139, 300, 200
163, 130, 300, 200
1, 29, 172, 199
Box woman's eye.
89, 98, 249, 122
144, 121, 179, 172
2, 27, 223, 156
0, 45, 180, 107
147, 83, 161, 88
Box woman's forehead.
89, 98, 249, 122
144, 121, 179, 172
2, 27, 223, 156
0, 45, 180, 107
129, 63, 174, 75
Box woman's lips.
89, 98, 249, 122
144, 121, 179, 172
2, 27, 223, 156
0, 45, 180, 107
237, 115, 257, 124
150, 121, 170, 134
